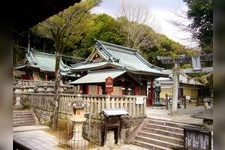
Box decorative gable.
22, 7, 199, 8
86, 49, 105, 63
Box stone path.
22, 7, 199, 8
13, 125, 63, 150
146, 106, 205, 125
118, 144, 149, 150
90, 144, 148, 150
14, 130, 62, 150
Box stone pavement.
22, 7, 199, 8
90, 144, 148, 150
13, 125, 64, 150
146, 105, 205, 125
13, 130, 63, 150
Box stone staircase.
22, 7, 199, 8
131, 118, 201, 150
13, 110, 37, 127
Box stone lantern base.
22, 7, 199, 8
67, 116, 89, 149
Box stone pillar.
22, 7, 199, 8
171, 63, 179, 115
14, 88, 23, 109
69, 96, 88, 149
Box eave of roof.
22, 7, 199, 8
70, 69, 126, 84
71, 61, 123, 72
13, 0, 81, 34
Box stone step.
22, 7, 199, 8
135, 135, 183, 149
13, 110, 36, 127
13, 110, 31, 113
13, 114, 33, 117
13, 118, 34, 122
142, 127, 183, 139
138, 131, 183, 145
145, 123, 183, 134
132, 140, 172, 150
13, 119, 35, 122
13, 122, 36, 127
148, 118, 201, 129
13, 114, 34, 118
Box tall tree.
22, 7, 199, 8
32, 0, 101, 130
118, 1, 155, 49
74, 14, 127, 57
184, 0, 213, 53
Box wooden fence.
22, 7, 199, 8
14, 93, 146, 117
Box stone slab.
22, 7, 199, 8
13, 130, 60, 150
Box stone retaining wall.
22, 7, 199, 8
82, 114, 146, 146
33, 109, 72, 126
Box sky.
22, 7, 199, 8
91, 0, 199, 49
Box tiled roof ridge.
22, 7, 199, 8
96, 40, 163, 71
88, 68, 126, 74
96, 41, 114, 60
97, 40, 137, 52
31, 50, 56, 58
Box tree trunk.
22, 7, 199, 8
171, 63, 179, 115
51, 51, 61, 130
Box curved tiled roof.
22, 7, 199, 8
15, 50, 71, 75
90, 40, 167, 76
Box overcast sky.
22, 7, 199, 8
91, 0, 199, 49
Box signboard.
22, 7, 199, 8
105, 77, 113, 95
184, 128, 211, 150
192, 56, 202, 71
136, 97, 144, 104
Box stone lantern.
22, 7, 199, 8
69, 94, 88, 149
14, 87, 23, 109
153, 80, 163, 106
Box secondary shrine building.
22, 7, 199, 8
70, 40, 168, 104
14, 50, 77, 81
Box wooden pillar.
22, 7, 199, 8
171, 63, 179, 115
86, 85, 89, 95
101, 85, 106, 95
134, 86, 139, 95
45, 74, 48, 81
122, 87, 125, 95
97, 86, 100, 95
149, 79, 154, 105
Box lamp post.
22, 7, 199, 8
153, 80, 163, 106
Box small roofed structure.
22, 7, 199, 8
14, 49, 76, 81
70, 40, 168, 104
101, 108, 128, 117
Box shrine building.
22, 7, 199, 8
70, 40, 168, 104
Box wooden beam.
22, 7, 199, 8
157, 54, 213, 65
163, 67, 213, 74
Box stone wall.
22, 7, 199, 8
120, 116, 146, 143
82, 114, 146, 146
33, 109, 72, 126
14, 92, 147, 146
